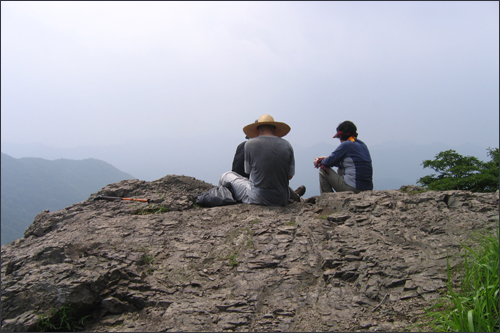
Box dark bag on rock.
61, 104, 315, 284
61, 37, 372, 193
195, 186, 237, 207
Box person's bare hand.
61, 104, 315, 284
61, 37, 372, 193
314, 156, 327, 163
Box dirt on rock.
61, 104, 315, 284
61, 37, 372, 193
1, 175, 498, 332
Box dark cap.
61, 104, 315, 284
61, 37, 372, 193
333, 121, 357, 139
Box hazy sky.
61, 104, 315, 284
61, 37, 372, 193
2, 1, 499, 150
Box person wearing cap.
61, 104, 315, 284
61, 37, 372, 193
314, 120, 373, 194
219, 114, 305, 206
232, 136, 250, 178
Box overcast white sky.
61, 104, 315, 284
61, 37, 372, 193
2, 1, 499, 150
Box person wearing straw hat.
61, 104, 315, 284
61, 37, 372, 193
219, 114, 305, 206
314, 120, 373, 194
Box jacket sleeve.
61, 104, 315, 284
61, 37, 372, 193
321, 142, 349, 167
244, 141, 252, 175
288, 143, 295, 178
232, 141, 246, 174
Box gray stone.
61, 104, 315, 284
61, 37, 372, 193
1, 175, 498, 332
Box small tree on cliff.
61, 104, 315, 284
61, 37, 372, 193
417, 148, 499, 192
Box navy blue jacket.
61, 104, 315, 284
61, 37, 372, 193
321, 139, 373, 191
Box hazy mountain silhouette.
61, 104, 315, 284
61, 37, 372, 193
1, 137, 490, 199
1, 153, 134, 245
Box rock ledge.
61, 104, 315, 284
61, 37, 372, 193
1, 175, 498, 332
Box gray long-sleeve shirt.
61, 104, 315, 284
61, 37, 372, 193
244, 135, 295, 206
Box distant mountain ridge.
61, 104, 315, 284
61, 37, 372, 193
1, 139, 490, 198
1, 153, 134, 245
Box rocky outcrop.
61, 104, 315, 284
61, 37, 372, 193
1, 176, 498, 332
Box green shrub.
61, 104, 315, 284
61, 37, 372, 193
417, 148, 499, 192
36, 306, 89, 332
133, 204, 170, 215
426, 229, 499, 332
226, 251, 239, 267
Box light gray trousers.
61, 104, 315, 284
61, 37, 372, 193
219, 171, 301, 204
219, 171, 254, 204
319, 168, 360, 194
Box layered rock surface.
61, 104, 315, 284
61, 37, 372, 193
1, 175, 498, 332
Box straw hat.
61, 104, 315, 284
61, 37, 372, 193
243, 114, 291, 138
